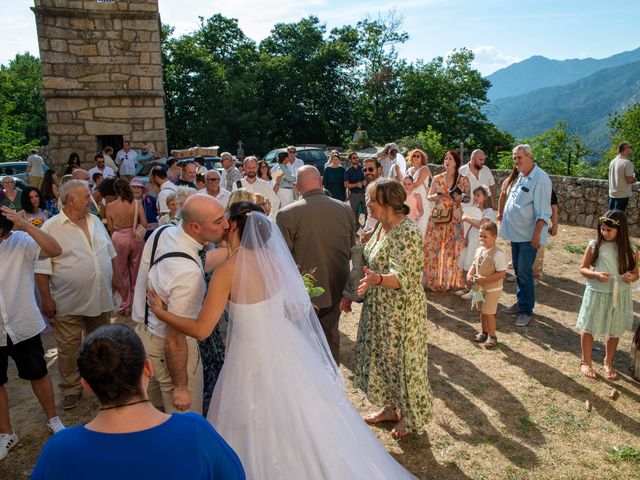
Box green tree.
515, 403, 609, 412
395, 125, 447, 164
605, 100, 640, 174
257, 16, 360, 148
0, 53, 47, 161
496, 121, 594, 176
349, 11, 408, 143
161, 16, 263, 153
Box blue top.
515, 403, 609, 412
500, 165, 552, 245
344, 166, 365, 193
271, 163, 296, 189
31, 413, 246, 480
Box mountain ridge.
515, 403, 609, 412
485, 60, 640, 153
486, 47, 640, 101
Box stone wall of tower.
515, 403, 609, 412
32, 0, 167, 171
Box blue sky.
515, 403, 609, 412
3, 0, 639, 75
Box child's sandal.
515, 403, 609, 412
604, 363, 619, 381
473, 332, 488, 343
580, 361, 597, 379
483, 336, 498, 349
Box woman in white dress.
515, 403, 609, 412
406, 148, 432, 236
148, 201, 417, 480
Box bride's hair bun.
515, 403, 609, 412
228, 201, 272, 248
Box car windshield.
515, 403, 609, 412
264, 150, 279, 163
0, 164, 26, 174
136, 163, 156, 175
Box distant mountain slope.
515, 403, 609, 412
485, 61, 640, 152
486, 47, 640, 100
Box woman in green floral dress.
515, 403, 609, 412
354, 178, 432, 438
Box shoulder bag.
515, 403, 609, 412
133, 200, 146, 241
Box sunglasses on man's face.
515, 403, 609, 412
364, 167, 376, 172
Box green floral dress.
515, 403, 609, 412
355, 219, 432, 432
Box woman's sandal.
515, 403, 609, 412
390, 417, 410, 439
364, 406, 400, 425
483, 336, 498, 349
604, 363, 619, 381
473, 332, 488, 343
580, 361, 597, 379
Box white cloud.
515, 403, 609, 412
471, 46, 521, 75
0, 1, 39, 65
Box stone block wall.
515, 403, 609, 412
427, 164, 640, 236
33, 0, 167, 171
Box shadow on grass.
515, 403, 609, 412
389, 434, 470, 480
500, 344, 640, 437
429, 293, 640, 405
428, 344, 542, 469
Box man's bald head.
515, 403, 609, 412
72, 168, 90, 182
182, 194, 223, 224
181, 194, 229, 245
295, 166, 322, 194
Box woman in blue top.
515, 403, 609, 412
32, 324, 245, 480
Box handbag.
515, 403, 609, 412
431, 207, 452, 224
133, 201, 146, 242
343, 244, 366, 303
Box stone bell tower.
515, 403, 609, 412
32, 0, 168, 171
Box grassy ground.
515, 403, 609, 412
341, 225, 640, 480
3, 224, 640, 479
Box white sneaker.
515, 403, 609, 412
0, 432, 18, 461
47, 416, 66, 434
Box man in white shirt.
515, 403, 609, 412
287, 146, 304, 174
199, 170, 231, 209
0, 207, 65, 459
220, 152, 242, 192
458, 149, 496, 200
115, 141, 138, 180
35, 180, 117, 410
26, 149, 45, 189
132, 195, 229, 414
150, 166, 178, 216
380, 143, 406, 178
87, 153, 115, 187
232, 156, 280, 218
608, 141, 636, 211
102, 146, 118, 173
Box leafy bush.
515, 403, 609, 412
396, 125, 447, 164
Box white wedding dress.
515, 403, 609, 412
206, 211, 416, 479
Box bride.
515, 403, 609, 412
148, 201, 417, 479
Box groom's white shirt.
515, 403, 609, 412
132, 224, 206, 338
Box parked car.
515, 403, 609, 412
134, 156, 223, 184
0, 161, 49, 184
262, 147, 327, 174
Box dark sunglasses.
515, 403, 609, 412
364, 167, 376, 172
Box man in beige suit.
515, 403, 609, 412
276, 166, 356, 363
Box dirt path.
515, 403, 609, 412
3, 224, 640, 479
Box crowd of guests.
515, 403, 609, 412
0, 139, 638, 476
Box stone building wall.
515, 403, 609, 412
427, 164, 640, 236
32, 0, 167, 171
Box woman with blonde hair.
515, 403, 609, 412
226, 188, 255, 213
352, 178, 432, 438
406, 148, 432, 235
